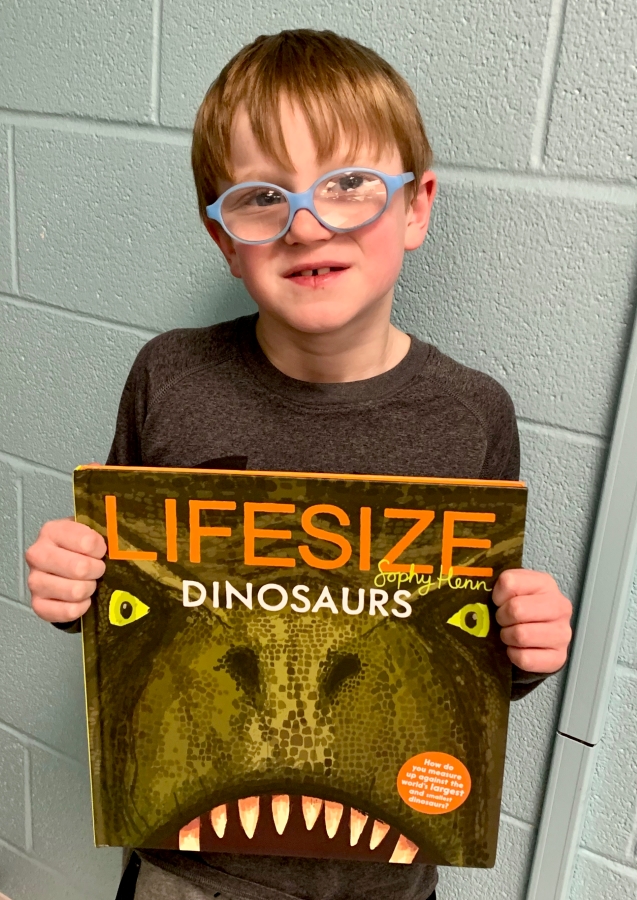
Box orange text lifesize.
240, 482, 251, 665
104, 495, 496, 578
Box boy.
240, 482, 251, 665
26, 29, 572, 900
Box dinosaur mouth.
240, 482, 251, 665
165, 794, 421, 864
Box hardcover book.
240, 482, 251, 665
74, 465, 526, 867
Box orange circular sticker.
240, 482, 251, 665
397, 752, 471, 815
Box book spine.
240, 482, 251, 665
74, 469, 107, 846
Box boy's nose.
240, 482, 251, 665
285, 208, 333, 244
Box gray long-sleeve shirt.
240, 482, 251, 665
87, 313, 546, 900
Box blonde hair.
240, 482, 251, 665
191, 29, 433, 222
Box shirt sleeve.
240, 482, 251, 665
511, 666, 551, 701
485, 390, 554, 700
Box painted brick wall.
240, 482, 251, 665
0, 2, 635, 899
569, 564, 637, 899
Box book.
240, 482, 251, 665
74, 465, 527, 867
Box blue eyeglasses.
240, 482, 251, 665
206, 168, 415, 244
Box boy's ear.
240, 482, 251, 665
204, 219, 243, 279
404, 170, 437, 252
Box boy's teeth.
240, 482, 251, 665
297, 267, 332, 276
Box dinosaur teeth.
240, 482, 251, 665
238, 796, 260, 838
369, 819, 391, 849
302, 795, 323, 830
324, 801, 344, 838
389, 834, 419, 864
210, 804, 227, 838
271, 795, 290, 835
349, 808, 368, 846
185, 799, 416, 861
178, 816, 200, 851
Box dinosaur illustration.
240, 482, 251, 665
76, 468, 525, 867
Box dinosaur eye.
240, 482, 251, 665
447, 603, 490, 638
109, 590, 150, 627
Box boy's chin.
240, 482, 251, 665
266, 299, 381, 336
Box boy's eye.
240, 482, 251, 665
234, 188, 285, 208
253, 189, 285, 207
446, 603, 490, 638
224, 187, 287, 213
337, 173, 365, 191
109, 590, 150, 627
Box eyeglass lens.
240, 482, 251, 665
220, 171, 388, 242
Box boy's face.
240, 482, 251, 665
206, 99, 436, 336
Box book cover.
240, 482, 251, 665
74, 465, 526, 867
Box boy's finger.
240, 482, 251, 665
505, 646, 567, 674
495, 593, 572, 626
492, 569, 557, 606
39, 518, 107, 558
31, 595, 91, 623
27, 542, 106, 582
28, 570, 97, 604
499, 621, 572, 650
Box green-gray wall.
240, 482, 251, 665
0, 2, 635, 899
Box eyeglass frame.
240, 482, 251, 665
205, 167, 416, 245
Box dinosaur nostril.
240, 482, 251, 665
218, 646, 261, 699
321, 652, 362, 700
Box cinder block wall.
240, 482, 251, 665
568, 566, 637, 899
0, 2, 635, 899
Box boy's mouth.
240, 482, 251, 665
284, 265, 349, 285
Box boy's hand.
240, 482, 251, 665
26, 518, 107, 623
492, 569, 572, 673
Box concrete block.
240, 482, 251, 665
0, 602, 88, 762
394, 181, 637, 438
160, 0, 550, 170
0, 730, 26, 849
30, 746, 122, 889
0, 0, 154, 122
0, 842, 88, 900
0, 462, 19, 602
15, 129, 254, 333
0, 301, 148, 471
0, 127, 11, 293
160, 0, 382, 130
22, 471, 73, 553
580, 668, 637, 861
437, 816, 534, 899
518, 426, 606, 607
374, 0, 551, 169
545, 0, 636, 183
502, 674, 563, 825
570, 850, 637, 900
618, 565, 637, 670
